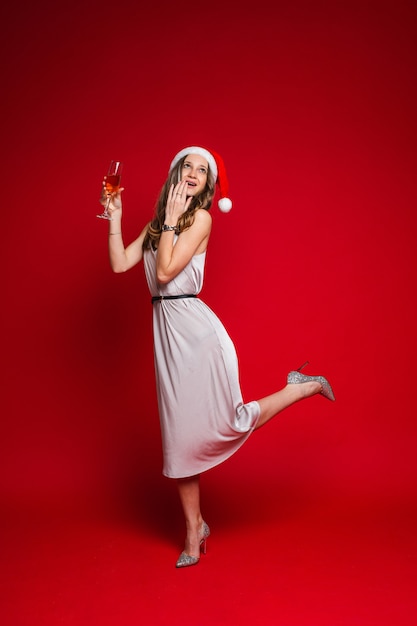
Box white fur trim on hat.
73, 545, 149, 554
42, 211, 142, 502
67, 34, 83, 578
169, 147, 218, 180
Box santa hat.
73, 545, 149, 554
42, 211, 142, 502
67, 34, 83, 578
169, 146, 232, 213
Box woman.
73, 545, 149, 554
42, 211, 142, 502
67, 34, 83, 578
102, 146, 335, 568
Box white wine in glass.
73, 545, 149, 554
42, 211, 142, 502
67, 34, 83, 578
97, 160, 123, 220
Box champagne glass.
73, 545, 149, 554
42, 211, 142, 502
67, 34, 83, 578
97, 160, 123, 220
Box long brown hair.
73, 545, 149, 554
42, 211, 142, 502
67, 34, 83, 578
142, 156, 215, 250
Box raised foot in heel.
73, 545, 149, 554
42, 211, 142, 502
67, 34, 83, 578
287, 361, 335, 402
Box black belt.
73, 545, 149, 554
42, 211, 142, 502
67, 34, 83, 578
151, 294, 197, 304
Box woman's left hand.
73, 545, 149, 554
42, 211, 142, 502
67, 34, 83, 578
164, 180, 192, 225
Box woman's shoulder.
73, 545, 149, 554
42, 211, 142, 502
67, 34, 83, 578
194, 208, 212, 225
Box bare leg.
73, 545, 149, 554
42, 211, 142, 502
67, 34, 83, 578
255, 381, 322, 430
176, 475, 204, 558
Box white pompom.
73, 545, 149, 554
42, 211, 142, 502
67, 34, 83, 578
218, 197, 232, 213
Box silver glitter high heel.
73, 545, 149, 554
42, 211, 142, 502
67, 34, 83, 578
175, 521, 210, 568
287, 361, 335, 402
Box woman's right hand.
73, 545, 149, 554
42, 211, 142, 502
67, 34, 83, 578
100, 179, 124, 218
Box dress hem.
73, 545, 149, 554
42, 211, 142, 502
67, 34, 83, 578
161, 401, 261, 479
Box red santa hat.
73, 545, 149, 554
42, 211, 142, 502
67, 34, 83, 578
169, 146, 232, 213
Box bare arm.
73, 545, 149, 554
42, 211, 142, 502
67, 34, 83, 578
156, 181, 212, 284
101, 184, 148, 273
109, 221, 149, 273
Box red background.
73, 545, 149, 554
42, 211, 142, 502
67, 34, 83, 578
1, 0, 417, 624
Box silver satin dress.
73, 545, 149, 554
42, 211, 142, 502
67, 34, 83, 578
143, 246, 260, 478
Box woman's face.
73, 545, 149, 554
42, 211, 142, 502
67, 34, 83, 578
181, 153, 209, 197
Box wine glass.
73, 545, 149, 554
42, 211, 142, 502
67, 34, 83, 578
97, 160, 123, 220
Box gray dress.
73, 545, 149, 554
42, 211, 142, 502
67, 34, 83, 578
143, 246, 260, 478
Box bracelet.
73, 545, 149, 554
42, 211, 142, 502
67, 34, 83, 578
161, 224, 177, 232
109, 232, 121, 235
